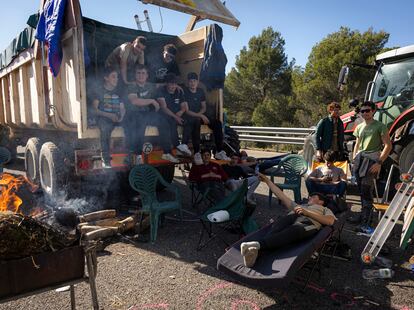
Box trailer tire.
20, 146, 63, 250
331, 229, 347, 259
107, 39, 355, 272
25, 137, 42, 184
399, 139, 414, 173
39, 142, 66, 198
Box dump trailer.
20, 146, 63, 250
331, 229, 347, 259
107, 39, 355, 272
0, 0, 240, 197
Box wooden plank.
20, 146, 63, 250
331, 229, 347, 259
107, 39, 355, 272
20, 65, 33, 126
32, 60, 46, 128
175, 26, 206, 47
1, 78, 12, 124
9, 72, 21, 125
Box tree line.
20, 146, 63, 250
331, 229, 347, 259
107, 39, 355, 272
224, 26, 391, 127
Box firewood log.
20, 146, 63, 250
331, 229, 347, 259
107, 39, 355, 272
80, 225, 118, 234
78, 210, 116, 223
84, 227, 118, 240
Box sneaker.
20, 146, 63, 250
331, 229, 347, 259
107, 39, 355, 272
176, 144, 192, 156
193, 152, 203, 165
102, 161, 111, 169
161, 153, 179, 163
242, 245, 259, 268
136, 155, 142, 165
215, 150, 230, 161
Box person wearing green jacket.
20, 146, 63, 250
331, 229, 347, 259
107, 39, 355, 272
315, 102, 345, 161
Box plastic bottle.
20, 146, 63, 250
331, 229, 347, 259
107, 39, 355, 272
362, 268, 394, 279
378, 268, 394, 278
255, 164, 259, 176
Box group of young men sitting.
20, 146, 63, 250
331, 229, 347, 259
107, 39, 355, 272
92, 40, 230, 168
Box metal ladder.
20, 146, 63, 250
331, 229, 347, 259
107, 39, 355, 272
361, 162, 414, 264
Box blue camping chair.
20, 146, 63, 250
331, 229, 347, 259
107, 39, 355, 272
129, 164, 182, 243
268, 154, 307, 206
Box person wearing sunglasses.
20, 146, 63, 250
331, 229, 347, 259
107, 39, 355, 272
350, 101, 392, 228
315, 101, 345, 161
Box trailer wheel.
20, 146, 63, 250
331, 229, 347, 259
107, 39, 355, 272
39, 142, 66, 197
25, 138, 42, 184
399, 139, 414, 173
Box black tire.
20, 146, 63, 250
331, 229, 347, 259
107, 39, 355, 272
399, 139, 414, 173
224, 126, 240, 155
39, 142, 66, 197
25, 137, 42, 184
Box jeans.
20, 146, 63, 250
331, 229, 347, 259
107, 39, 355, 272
164, 115, 180, 148
226, 176, 260, 199
258, 213, 319, 250
183, 117, 201, 153
305, 179, 347, 196
97, 116, 116, 163
123, 111, 172, 154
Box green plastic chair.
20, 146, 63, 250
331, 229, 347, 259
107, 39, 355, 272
129, 164, 182, 243
197, 179, 258, 250
268, 154, 308, 206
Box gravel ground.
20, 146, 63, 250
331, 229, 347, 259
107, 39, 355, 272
1, 150, 413, 310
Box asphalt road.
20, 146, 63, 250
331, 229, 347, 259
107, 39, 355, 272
1, 150, 413, 310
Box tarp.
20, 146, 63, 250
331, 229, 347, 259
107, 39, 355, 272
0, 15, 37, 70
82, 17, 176, 69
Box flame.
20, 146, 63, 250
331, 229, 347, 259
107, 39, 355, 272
0, 173, 32, 214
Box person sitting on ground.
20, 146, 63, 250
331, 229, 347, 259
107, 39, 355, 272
240, 173, 336, 268
150, 43, 181, 85
126, 64, 178, 163
305, 151, 347, 197
105, 36, 147, 85
315, 101, 345, 161
156, 73, 191, 157
189, 148, 228, 203
92, 67, 126, 168
222, 154, 260, 205
184, 72, 230, 164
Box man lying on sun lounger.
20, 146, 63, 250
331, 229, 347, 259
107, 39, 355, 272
240, 173, 336, 268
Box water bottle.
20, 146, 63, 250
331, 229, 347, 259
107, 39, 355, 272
378, 268, 394, 278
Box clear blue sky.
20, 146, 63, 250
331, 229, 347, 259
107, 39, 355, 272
1, 0, 413, 71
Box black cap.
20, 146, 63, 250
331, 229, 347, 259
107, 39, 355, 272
187, 72, 198, 80
165, 73, 177, 84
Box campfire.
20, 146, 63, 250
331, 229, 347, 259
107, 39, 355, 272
0, 173, 37, 214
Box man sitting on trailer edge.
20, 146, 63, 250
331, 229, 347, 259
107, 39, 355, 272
126, 64, 179, 164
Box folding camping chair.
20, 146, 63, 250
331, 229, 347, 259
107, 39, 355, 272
310, 160, 349, 199
268, 154, 308, 206
217, 219, 339, 290
197, 179, 252, 250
